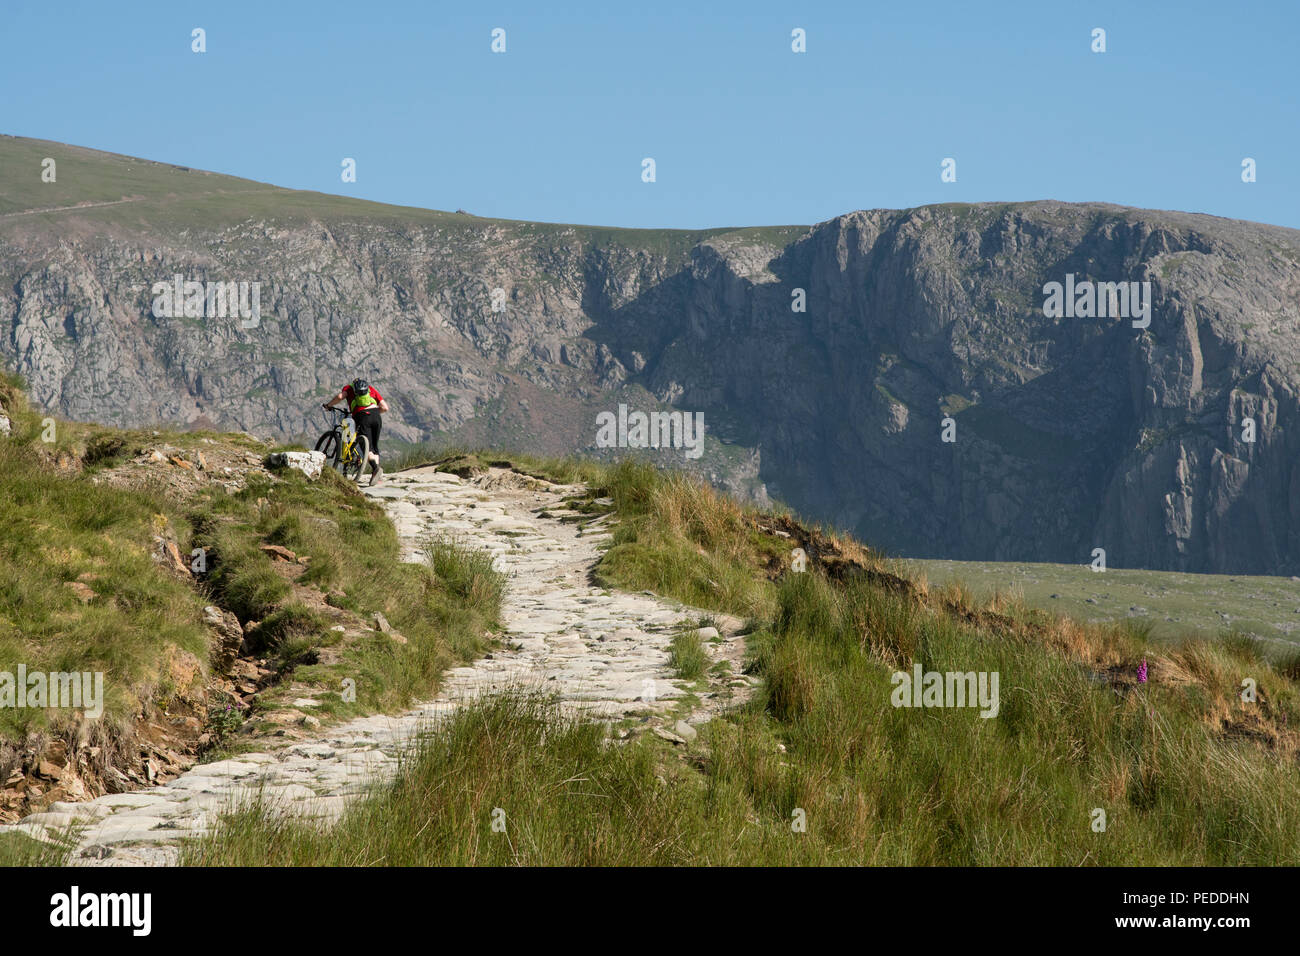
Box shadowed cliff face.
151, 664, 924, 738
603, 203, 1300, 575
2, 139, 1297, 573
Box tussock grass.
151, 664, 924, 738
182, 692, 811, 866
668, 630, 708, 681
0, 828, 75, 866
200, 520, 290, 622
245, 604, 329, 657
746, 574, 1300, 863
595, 460, 780, 620
1277, 650, 1300, 683
424, 534, 505, 610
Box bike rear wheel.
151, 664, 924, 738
315, 430, 341, 468
342, 435, 370, 482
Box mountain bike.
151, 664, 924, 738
315, 406, 369, 482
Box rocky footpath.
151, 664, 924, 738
0, 466, 748, 865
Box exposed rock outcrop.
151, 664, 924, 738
2, 136, 1297, 573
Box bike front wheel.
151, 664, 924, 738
342, 435, 370, 482
315, 430, 341, 469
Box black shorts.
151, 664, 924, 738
354, 412, 381, 455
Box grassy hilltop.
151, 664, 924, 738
0, 133, 796, 248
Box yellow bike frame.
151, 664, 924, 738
339, 418, 360, 463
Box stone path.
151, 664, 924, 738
0, 465, 747, 865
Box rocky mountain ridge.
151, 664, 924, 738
2, 135, 1298, 573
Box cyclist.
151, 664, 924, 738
323, 377, 390, 485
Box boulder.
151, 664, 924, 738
373, 612, 407, 643
163, 645, 204, 698
164, 540, 189, 574
268, 450, 326, 479
204, 605, 245, 675
672, 720, 699, 742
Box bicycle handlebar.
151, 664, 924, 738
320, 405, 347, 427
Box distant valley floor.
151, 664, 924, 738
901, 559, 1300, 649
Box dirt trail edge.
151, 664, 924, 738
0, 465, 749, 866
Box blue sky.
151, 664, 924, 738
3, 0, 1297, 229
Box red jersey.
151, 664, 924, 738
343, 384, 383, 419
